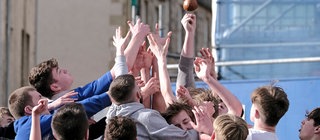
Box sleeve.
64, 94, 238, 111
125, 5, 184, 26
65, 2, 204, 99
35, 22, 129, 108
114, 55, 128, 77
78, 93, 111, 117
74, 71, 113, 101
142, 111, 199, 140
176, 56, 195, 88
40, 115, 53, 137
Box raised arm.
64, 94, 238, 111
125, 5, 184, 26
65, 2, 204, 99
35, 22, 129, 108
194, 57, 243, 116
30, 99, 48, 140
177, 13, 197, 88
125, 19, 150, 71
147, 33, 175, 107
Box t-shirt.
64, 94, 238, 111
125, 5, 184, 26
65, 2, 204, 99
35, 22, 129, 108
246, 128, 278, 140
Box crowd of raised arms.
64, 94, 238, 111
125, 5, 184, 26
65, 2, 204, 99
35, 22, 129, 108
0, 13, 318, 140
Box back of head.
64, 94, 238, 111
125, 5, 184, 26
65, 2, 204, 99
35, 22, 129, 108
109, 74, 136, 104
162, 102, 195, 124
28, 58, 58, 98
105, 116, 137, 140
8, 86, 35, 119
251, 85, 289, 126
188, 87, 219, 118
213, 114, 248, 140
51, 103, 88, 140
0, 107, 14, 127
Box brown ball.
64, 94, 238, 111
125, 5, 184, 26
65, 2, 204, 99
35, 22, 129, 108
183, 0, 198, 11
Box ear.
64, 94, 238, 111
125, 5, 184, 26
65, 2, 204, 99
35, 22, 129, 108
255, 108, 260, 119
314, 126, 320, 134
24, 105, 33, 116
50, 83, 61, 92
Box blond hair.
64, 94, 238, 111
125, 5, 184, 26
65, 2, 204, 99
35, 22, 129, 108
213, 114, 248, 140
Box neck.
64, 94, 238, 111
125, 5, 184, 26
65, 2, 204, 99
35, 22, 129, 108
253, 120, 276, 133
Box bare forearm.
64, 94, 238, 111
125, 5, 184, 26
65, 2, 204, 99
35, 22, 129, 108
204, 77, 243, 116
30, 114, 41, 140
125, 35, 145, 70
158, 59, 176, 107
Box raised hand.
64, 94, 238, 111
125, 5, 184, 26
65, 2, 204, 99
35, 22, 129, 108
113, 26, 131, 56
190, 106, 213, 135
176, 86, 196, 106
152, 24, 172, 46
200, 48, 217, 79
127, 19, 150, 38
181, 13, 196, 33
32, 99, 49, 115
141, 77, 160, 97
147, 33, 171, 59
48, 91, 78, 110
194, 57, 211, 81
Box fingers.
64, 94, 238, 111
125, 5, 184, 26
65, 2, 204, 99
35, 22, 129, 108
163, 37, 171, 51
155, 23, 159, 35
127, 21, 134, 30
166, 31, 172, 38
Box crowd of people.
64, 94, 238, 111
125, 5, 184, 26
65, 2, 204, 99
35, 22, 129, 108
0, 13, 318, 140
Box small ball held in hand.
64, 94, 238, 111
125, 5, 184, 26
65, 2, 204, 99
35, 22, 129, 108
183, 0, 198, 11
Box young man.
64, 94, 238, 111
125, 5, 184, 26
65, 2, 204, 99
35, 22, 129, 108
299, 107, 320, 140
105, 116, 137, 140
106, 74, 212, 140
8, 86, 109, 139
212, 114, 248, 140
51, 103, 89, 140
247, 85, 290, 140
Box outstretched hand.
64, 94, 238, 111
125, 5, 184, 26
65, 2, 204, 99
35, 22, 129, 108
48, 91, 78, 111
113, 26, 131, 56
147, 33, 171, 60
190, 106, 213, 135
127, 19, 150, 38
199, 48, 217, 79
181, 13, 196, 33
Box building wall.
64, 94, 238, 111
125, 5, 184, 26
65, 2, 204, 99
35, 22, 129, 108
0, 0, 37, 106
36, 0, 130, 88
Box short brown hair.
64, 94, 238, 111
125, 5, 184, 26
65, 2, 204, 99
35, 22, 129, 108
52, 103, 88, 140
162, 102, 195, 124
109, 74, 136, 104
188, 87, 219, 118
8, 86, 36, 119
105, 116, 137, 140
306, 107, 320, 127
251, 85, 289, 126
213, 114, 248, 140
29, 58, 58, 98
0, 107, 13, 122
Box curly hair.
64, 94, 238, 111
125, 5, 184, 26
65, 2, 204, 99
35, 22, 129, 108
29, 58, 58, 98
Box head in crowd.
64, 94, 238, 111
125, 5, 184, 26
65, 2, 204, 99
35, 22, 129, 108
0, 107, 14, 127
105, 116, 137, 140
51, 103, 88, 140
109, 74, 141, 105
212, 94, 228, 116
29, 58, 73, 98
188, 87, 219, 118
213, 114, 248, 140
299, 107, 320, 140
162, 102, 195, 130
8, 86, 49, 119
250, 85, 289, 127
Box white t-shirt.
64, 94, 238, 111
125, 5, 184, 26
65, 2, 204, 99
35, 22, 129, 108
246, 128, 278, 140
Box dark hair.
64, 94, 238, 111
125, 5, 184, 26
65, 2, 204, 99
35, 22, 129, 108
105, 116, 137, 140
8, 86, 36, 119
251, 85, 289, 126
109, 74, 136, 104
306, 108, 320, 126
51, 103, 88, 140
162, 102, 195, 124
188, 87, 219, 118
29, 58, 58, 98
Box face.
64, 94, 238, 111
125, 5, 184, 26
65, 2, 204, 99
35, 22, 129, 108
199, 101, 215, 118
51, 67, 73, 92
299, 118, 317, 140
28, 90, 50, 115
218, 102, 228, 115
0, 114, 14, 127
170, 110, 193, 130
